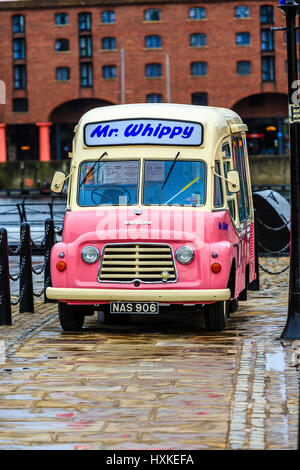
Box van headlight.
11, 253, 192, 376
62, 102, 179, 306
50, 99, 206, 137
81, 246, 100, 264
175, 246, 194, 264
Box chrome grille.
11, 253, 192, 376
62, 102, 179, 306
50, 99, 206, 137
98, 244, 177, 283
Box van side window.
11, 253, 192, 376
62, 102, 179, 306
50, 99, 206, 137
222, 142, 236, 221
232, 137, 247, 222
214, 161, 223, 207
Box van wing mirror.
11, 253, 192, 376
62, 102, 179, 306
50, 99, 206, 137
51, 171, 66, 193
226, 170, 240, 193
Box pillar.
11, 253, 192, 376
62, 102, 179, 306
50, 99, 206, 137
36, 122, 52, 162
0, 124, 7, 163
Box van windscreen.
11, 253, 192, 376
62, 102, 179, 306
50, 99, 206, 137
78, 160, 139, 206
144, 160, 206, 206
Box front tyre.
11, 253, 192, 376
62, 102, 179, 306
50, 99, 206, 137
204, 300, 229, 331
58, 302, 85, 331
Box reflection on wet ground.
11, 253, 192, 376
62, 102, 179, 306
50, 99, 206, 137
0, 257, 298, 450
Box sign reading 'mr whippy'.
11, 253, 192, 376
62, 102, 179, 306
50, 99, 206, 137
84, 119, 203, 147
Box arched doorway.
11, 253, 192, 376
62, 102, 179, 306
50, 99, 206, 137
49, 98, 114, 159
232, 93, 288, 155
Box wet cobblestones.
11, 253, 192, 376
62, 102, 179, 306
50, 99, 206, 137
0, 257, 298, 450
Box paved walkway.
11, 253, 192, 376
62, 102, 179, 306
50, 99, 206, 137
0, 257, 298, 450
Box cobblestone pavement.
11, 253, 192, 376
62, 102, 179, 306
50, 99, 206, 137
0, 257, 298, 450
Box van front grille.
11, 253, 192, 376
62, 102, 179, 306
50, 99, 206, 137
98, 244, 177, 283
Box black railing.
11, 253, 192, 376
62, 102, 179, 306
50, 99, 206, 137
0, 219, 55, 326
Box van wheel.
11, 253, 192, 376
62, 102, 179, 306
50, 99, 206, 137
58, 302, 85, 331
229, 298, 238, 313
204, 300, 229, 331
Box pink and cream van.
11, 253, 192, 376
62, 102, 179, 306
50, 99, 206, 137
46, 104, 256, 331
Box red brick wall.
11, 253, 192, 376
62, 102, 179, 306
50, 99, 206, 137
0, 1, 288, 125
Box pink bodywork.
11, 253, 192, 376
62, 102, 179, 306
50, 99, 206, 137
51, 207, 255, 305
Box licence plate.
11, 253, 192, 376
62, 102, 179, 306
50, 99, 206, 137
110, 302, 159, 314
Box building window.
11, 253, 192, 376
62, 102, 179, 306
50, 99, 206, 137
55, 13, 68, 25
146, 93, 163, 103
191, 61, 207, 76
79, 12, 92, 31
56, 67, 70, 81
13, 98, 28, 112
236, 32, 250, 46
191, 92, 208, 105
12, 15, 25, 33
13, 38, 26, 60
55, 39, 69, 51
260, 5, 274, 24
190, 33, 206, 47
144, 9, 161, 22
261, 29, 274, 51
103, 65, 117, 79
235, 6, 250, 18
80, 62, 93, 87
102, 11, 116, 23
145, 35, 162, 49
237, 60, 251, 74
145, 63, 162, 78
14, 65, 26, 89
262, 56, 275, 82
102, 37, 116, 50
79, 35, 92, 58
189, 7, 206, 20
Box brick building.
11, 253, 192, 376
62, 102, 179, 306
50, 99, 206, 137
0, 0, 289, 162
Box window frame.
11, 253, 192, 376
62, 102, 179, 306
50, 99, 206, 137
12, 14, 25, 34
236, 32, 251, 46
55, 12, 69, 26
145, 63, 162, 78
78, 12, 92, 32
237, 60, 251, 75
56, 66, 70, 81
80, 62, 93, 88
102, 64, 117, 79
189, 7, 206, 20
191, 61, 207, 76
190, 33, 207, 47
102, 37, 117, 50
102, 11, 116, 23
235, 6, 250, 18
144, 9, 161, 22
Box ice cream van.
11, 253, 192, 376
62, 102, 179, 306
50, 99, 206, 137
46, 103, 256, 332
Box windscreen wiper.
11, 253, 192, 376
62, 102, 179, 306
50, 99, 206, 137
79, 151, 108, 187
161, 152, 180, 190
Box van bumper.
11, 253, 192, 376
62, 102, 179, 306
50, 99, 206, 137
46, 287, 231, 303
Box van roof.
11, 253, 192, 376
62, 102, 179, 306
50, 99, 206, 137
78, 103, 243, 128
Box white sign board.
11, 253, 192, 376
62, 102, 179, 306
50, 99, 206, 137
84, 119, 203, 147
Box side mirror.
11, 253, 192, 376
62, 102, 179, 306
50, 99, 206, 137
51, 171, 66, 193
226, 170, 240, 193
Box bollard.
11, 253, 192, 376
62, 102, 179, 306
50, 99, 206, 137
248, 210, 260, 291
0, 228, 12, 325
44, 218, 55, 303
19, 222, 34, 313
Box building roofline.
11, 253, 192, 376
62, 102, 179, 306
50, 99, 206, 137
0, 0, 272, 11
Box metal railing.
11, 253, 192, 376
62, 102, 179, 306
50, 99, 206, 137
0, 219, 55, 326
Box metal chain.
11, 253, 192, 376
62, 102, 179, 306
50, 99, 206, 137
256, 214, 290, 232
33, 275, 50, 298
259, 262, 290, 275
8, 229, 27, 256
30, 222, 50, 249
9, 257, 26, 282
258, 240, 290, 255
10, 285, 26, 306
